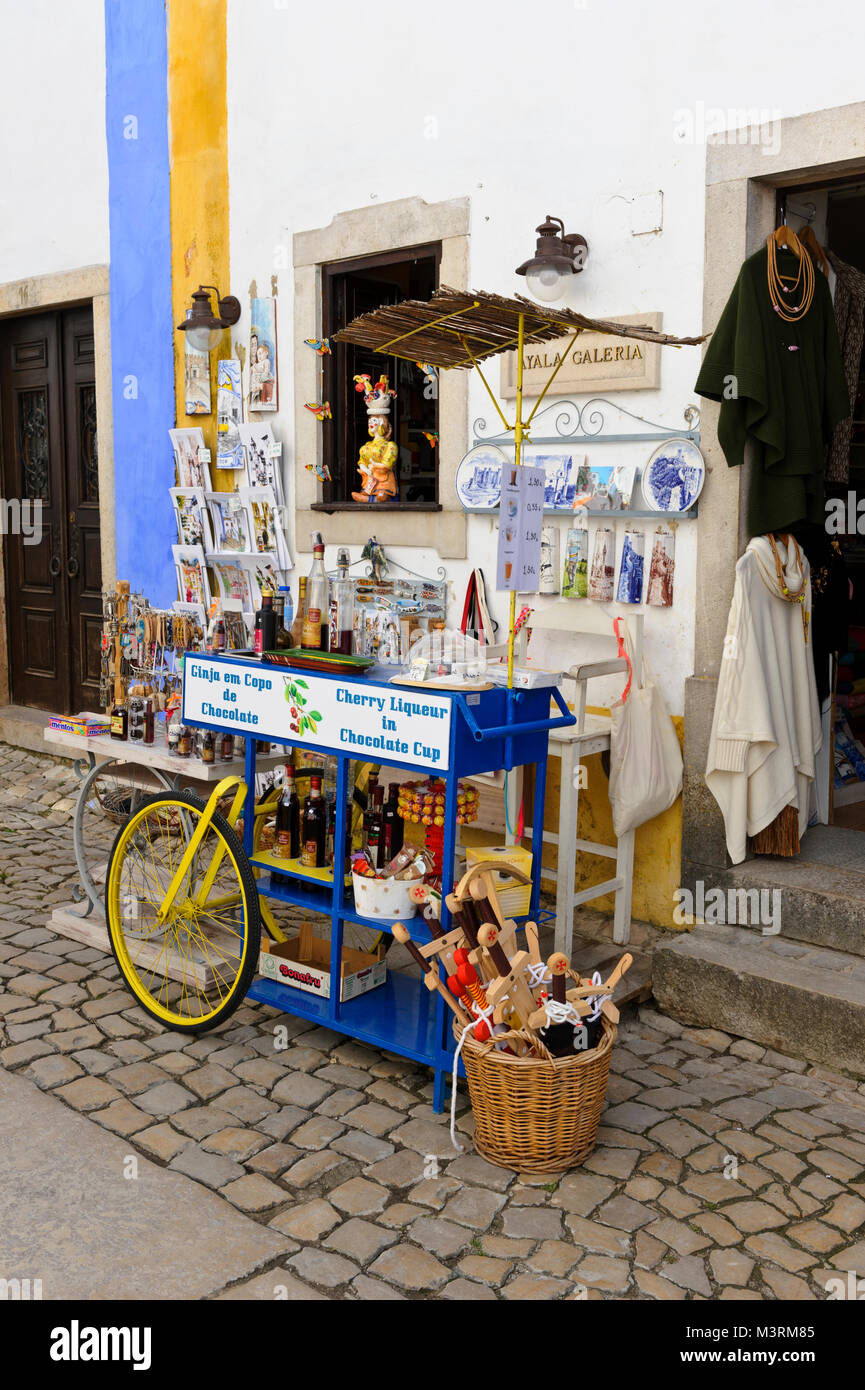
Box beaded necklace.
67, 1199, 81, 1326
766, 230, 814, 323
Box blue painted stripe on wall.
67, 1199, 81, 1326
105, 0, 176, 606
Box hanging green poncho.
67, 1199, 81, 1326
696, 245, 849, 536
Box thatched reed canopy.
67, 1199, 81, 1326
333, 284, 707, 371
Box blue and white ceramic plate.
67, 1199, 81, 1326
642, 438, 705, 512
455, 444, 507, 510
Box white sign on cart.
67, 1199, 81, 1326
182, 657, 453, 770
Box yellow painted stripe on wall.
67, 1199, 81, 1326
167, 0, 233, 491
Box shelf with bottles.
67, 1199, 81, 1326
250, 848, 351, 889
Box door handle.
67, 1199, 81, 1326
49, 527, 61, 577
67, 512, 80, 580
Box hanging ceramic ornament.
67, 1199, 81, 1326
588, 527, 616, 602
616, 529, 645, 604
562, 523, 588, 598
647, 528, 676, 606
540, 526, 560, 595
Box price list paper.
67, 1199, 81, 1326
496, 463, 545, 592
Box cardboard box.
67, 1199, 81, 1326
466, 843, 533, 916
49, 713, 112, 738
258, 923, 386, 1002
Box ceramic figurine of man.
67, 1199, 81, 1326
351, 375, 398, 503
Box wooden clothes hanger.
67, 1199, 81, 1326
797, 223, 831, 277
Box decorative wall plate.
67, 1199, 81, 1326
642, 438, 705, 512
455, 444, 507, 510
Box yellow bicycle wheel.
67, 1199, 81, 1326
105, 791, 261, 1033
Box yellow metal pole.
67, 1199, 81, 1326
508, 312, 526, 689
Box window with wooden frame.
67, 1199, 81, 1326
316, 243, 441, 511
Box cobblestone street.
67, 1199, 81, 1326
1, 744, 864, 1301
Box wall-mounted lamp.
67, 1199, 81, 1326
515, 216, 588, 303
176, 285, 241, 352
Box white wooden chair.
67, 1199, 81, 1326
494, 604, 643, 952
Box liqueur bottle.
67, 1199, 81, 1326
301, 775, 326, 868
362, 772, 379, 850
328, 547, 354, 655
254, 590, 276, 655
110, 699, 128, 741
289, 576, 307, 648
275, 766, 300, 860
143, 698, 155, 746
367, 785, 385, 869
220, 731, 235, 762
201, 729, 215, 764
382, 782, 404, 863
276, 586, 293, 650
302, 534, 330, 651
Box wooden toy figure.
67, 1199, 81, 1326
351, 375, 399, 503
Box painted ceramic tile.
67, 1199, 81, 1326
169, 427, 210, 490
562, 525, 588, 598
216, 358, 244, 469
184, 338, 211, 415
588, 527, 615, 602
248, 297, 278, 412
647, 529, 676, 606
207, 491, 251, 553
616, 529, 645, 604
238, 422, 283, 501
521, 448, 588, 510
170, 487, 212, 551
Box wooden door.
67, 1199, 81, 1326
0, 305, 101, 712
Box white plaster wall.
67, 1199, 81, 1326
227, 0, 865, 715
0, 0, 108, 284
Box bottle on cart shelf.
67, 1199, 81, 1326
128, 696, 144, 743
167, 710, 181, 755
254, 590, 276, 656
302, 534, 329, 651
276, 586, 293, 649
362, 772, 379, 848
366, 785, 385, 868
110, 699, 128, 741
177, 725, 192, 758
301, 775, 326, 868
143, 698, 155, 746
275, 765, 300, 860
289, 576, 307, 648
201, 729, 215, 764
329, 546, 354, 655
220, 730, 235, 762
382, 782, 404, 863
326, 796, 335, 867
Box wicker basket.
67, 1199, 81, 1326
457, 1016, 616, 1172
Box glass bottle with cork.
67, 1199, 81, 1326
289, 576, 307, 648
275, 765, 300, 861
254, 590, 276, 656
329, 547, 354, 655
302, 533, 330, 651
301, 774, 326, 868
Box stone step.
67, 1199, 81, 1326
653, 921, 865, 1079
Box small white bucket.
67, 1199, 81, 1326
351, 871, 418, 922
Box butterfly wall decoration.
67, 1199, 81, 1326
305, 461, 332, 483
304, 401, 332, 421
304, 337, 331, 355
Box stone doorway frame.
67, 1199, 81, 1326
683, 100, 865, 885
0, 265, 115, 705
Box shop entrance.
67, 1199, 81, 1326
773, 179, 865, 831
0, 304, 102, 713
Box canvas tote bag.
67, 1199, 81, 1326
608, 618, 683, 836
